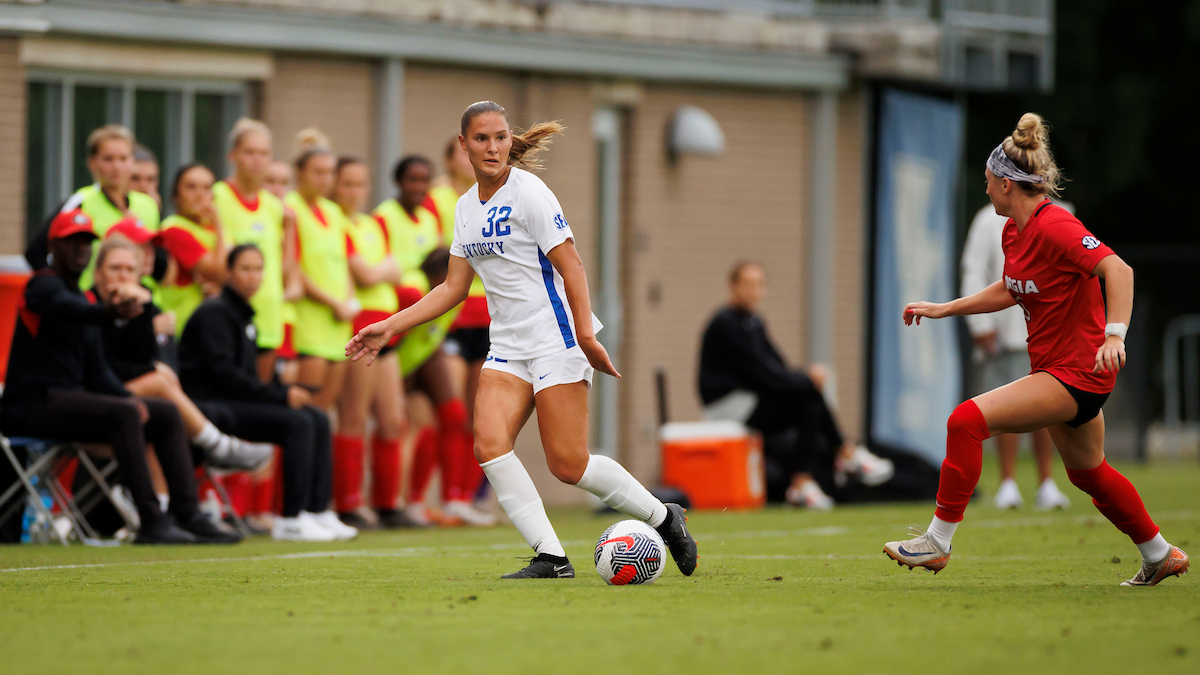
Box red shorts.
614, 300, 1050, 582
354, 309, 401, 347
277, 324, 298, 360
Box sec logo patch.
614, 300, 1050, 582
1081, 235, 1101, 250
554, 213, 568, 231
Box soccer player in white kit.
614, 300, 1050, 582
347, 101, 698, 579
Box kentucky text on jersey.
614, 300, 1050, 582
461, 241, 505, 258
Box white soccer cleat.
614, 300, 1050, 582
1034, 478, 1070, 511
884, 526, 951, 573
993, 478, 1024, 510
310, 510, 359, 540
272, 512, 337, 542
786, 480, 834, 511
1121, 546, 1189, 587
442, 500, 498, 526
404, 503, 436, 527
836, 445, 895, 487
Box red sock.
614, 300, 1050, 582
332, 434, 365, 513
221, 473, 252, 517
251, 473, 275, 515
55, 457, 80, 507
371, 436, 402, 511
934, 400, 991, 523
409, 427, 439, 505
457, 432, 483, 499
436, 399, 468, 503
1066, 460, 1159, 544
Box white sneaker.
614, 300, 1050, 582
272, 513, 337, 542
786, 480, 833, 511
1035, 478, 1070, 511
206, 437, 273, 471
884, 525, 951, 573
443, 500, 498, 526
994, 478, 1023, 510
404, 503, 436, 527
836, 445, 895, 487
310, 510, 359, 540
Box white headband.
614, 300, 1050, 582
986, 143, 1045, 184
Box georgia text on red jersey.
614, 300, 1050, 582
1001, 200, 1117, 394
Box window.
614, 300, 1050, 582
1007, 53, 1040, 92
24, 73, 246, 237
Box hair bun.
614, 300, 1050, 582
295, 127, 330, 152
1011, 112, 1047, 151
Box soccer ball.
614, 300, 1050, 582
594, 520, 666, 585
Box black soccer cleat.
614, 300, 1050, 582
655, 503, 698, 576
501, 553, 575, 579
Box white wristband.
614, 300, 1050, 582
1104, 322, 1128, 341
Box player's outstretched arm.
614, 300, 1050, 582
545, 240, 620, 378
903, 280, 1015, 326
1092, 254, 1133, 374
345, 254, 474, 365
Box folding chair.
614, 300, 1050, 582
201, 465, 253, 537
1, 436, 81, 545
1, 435, 136, 545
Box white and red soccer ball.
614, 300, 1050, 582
594, 520, 665, 585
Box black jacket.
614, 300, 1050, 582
1, 270, 130, 409
88, 288, 161, 383
178, 287, 289, 405
697, 306, 813, 405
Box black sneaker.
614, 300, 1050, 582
376, 508, 425, 529
501, 553, 575, 579
134, 518, 199, 545
338, 511, 376, 531
182, 514, 244, 544
655, 503, 698, 576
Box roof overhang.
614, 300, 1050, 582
0, 0, 851, 91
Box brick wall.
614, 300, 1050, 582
620, 85, 810, 481
0, 38, 25, 255
262, 55, 375, 170
831, 88, 867, 440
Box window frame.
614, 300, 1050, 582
26, 68, 249, 229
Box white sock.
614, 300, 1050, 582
481, 451, 565, 557
157, 494, 170, 512
192, 422, 223, 451
926, 516, 958, 551
1137, 533, 1171, 564
575, 455, 668, 528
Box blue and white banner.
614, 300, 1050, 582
870, 89, 964, 464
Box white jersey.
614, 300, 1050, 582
449, 167, 601, 360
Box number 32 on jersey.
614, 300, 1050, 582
483, 206, 511, 237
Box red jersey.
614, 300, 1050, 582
1002, 200, 1116, 394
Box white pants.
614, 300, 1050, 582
481, 345, 594, 394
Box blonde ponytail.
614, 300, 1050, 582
1000, 113, 1063, 196
509, 121, 563, 171
294, 127, 332, 171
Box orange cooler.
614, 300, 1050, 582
660, 421, 764, 510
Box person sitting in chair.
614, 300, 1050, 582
698, 260, 894, 509
0, 209, 239, 544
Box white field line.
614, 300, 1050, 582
1, 510, 1194, 575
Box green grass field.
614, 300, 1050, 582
2, 458, 1197, 675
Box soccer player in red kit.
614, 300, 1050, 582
884, 113, 1188, 586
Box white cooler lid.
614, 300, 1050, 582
659, 420, 750, 442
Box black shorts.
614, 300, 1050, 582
1042, 372, 1110, 428
444, 327, 490, 363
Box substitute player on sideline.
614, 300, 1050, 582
884, 113, 1188, 586
348, 101, 697, 579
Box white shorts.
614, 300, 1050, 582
481, 346, 594, 395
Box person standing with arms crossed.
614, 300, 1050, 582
961, 203, 1070, 511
